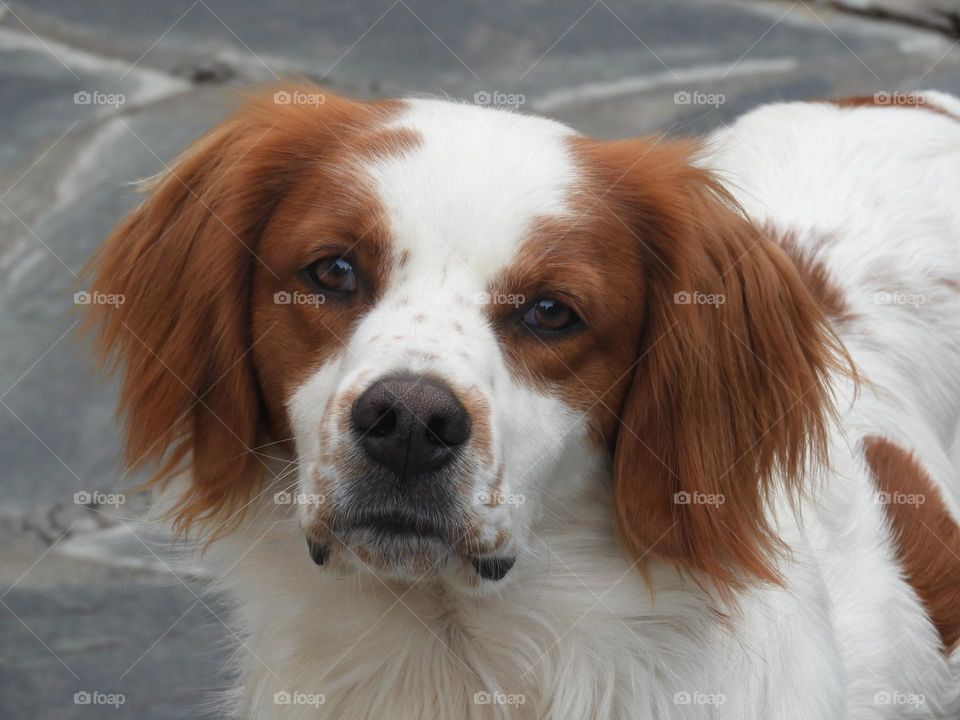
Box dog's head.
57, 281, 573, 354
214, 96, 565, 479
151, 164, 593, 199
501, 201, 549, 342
88, 88, 841, 594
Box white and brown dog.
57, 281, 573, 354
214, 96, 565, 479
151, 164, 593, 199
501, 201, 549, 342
87, 86, 960, 718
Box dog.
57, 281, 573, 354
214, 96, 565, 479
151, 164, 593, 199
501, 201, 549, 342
86, 86, 960, 718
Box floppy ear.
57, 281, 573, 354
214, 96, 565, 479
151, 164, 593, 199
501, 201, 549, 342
85, 87, 367, 535
594, 138, 847, 593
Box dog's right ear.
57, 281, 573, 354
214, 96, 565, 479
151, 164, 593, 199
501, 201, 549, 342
84, 87, 378, 535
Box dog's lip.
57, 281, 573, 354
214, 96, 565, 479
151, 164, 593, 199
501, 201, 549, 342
338, 511, 451, 541
306, 536, 328, 565
471, 556, 516, 581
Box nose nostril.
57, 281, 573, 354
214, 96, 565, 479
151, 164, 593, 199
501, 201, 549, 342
425, 417, 447, 446
367, 407, 397, 438
425, 414, 469, 447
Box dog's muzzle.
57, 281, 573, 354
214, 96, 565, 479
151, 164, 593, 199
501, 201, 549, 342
305, 374, 515, 581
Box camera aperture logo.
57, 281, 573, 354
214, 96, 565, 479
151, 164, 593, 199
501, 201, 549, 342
74, 690, 125, 708
673, 290, 725, 307
674, 490, 724, 507
874, 691, 925, 709
475, 291, 525, 308
74, 490, 125, 508
273, 90, 326, 107
874, 91, 925, 108
474, 90, 525, 109
74, 291, 124, 307
475, 489, 525, 507
875, 490, 925, 508
274, 290, 326, 307
273, 690, 326, 707
473, 691, 526, 706
674, 691, 726, 707
873, 291, 925, 307
274, 490, 326, 508
74, 91, 125, 108
674, 90, 725, 108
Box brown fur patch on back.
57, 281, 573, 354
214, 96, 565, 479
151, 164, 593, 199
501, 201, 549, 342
828, 94, 958, 121
863, 436, 960, 653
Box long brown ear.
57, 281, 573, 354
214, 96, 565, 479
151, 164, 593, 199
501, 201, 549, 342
84, 87, 373, 535
586, 138, 847, 594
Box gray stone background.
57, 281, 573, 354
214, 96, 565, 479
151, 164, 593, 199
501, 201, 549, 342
2, 1, 960, 718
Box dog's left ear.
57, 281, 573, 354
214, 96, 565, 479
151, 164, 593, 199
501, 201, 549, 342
578, 137, 847, 594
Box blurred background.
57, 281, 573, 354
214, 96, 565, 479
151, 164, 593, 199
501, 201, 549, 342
2, 1, 960, 717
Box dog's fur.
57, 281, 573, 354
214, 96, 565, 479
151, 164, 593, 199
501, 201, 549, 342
88, 87, 960, 718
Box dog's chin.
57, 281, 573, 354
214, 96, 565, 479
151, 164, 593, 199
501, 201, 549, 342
337, 529, 456, 581
316, 530, 517, 595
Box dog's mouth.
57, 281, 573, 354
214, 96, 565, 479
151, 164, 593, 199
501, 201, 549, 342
306, 510, 515, 582
344, 510, 450, 542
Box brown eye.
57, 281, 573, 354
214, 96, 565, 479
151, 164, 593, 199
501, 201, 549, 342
521, 298, 580, 333
305, 257, 357, 294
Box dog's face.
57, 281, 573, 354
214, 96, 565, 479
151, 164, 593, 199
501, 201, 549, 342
252, 99, 648, 588
89, 89, 840, 594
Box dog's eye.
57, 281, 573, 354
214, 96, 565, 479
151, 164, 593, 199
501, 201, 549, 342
305, 257, 357, 293
521, 298, 580, 332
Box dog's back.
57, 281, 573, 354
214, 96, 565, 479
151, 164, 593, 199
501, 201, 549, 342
706, 94, 960, 716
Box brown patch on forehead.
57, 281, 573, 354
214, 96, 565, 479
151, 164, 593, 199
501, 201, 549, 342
863, 435, 960, 653
487, 205, 646, 448
250, 94, 421, 443
766, 226, 855, 325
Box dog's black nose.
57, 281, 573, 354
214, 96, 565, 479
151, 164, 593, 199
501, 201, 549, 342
351, 375, 470, 477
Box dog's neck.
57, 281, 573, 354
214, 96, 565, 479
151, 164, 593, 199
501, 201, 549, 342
183, 466, 734, 719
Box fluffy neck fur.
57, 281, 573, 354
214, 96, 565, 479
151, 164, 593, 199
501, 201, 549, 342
192, 471, 731, 720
